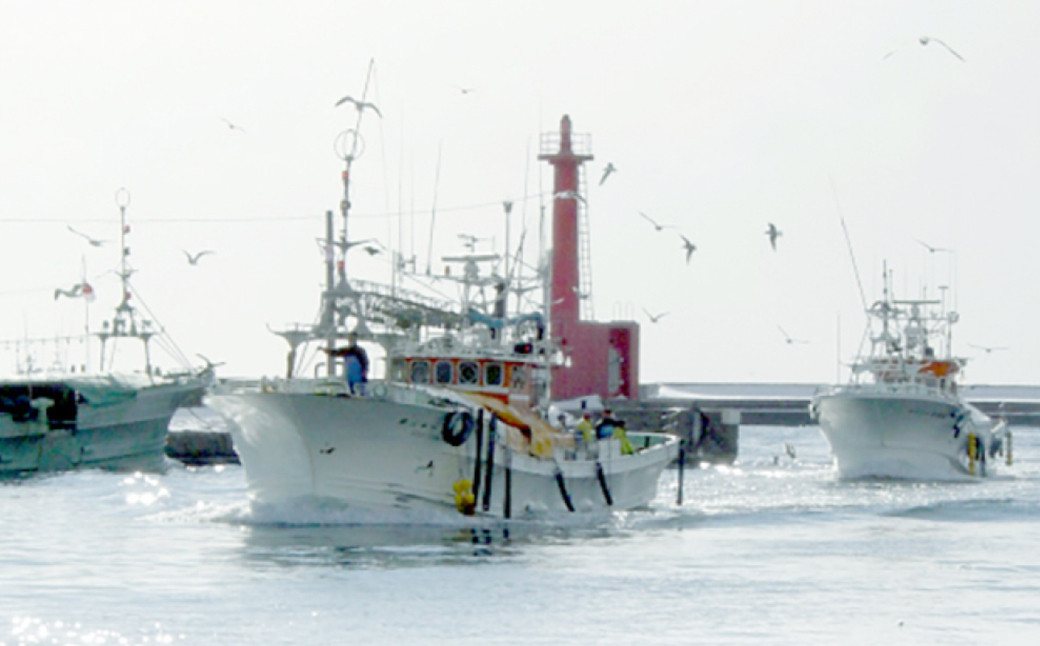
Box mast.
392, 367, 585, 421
97, 188, 154, 378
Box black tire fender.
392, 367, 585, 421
442, 410, 475, 447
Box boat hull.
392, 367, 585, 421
206, 384, 678, 518
811, 388, 998, 480
0, 378, 204, 476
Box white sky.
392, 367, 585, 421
2, 1, 1038, 386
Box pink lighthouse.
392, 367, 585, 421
540, 115, 639, 401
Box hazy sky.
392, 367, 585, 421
2, 1, 1039, 386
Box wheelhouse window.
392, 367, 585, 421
484, 362, 503, 387
410, 360, 430, 384
509, 364, 527, 391
435, 360, 454, 384
458, 361, 479, 385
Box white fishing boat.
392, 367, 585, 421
0, 192, 209, 476
810, 268, 1011, 480
206, 88, 678, 518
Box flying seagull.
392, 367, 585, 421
919, 36, 965, 62
327, 238, 376, 254
220, 117, 246, 132
599, 163, 616, 186
452, 85, 476, 95
915, 239, 949, 254
765, 223, 782, 251
639, 211, 674, 232
334, 95, 382, 118
183, 250, 214, 265
680, 234, 697, 264
67, 225, 107, 247
778, 325, 808, 344
969, 343, 1009, 354
642, 308, 668, 323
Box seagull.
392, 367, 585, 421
326, 238, 376, 254
642, 308, 668, 323
639, 211, 674, 232
784, 442, 797, 460
220, 117, 246, 133
67, 226, 107, 247
334, 95, 382, 118
362, 245, 382, 256
969, 343, 1009, 354
919, 36, 965, 62
680, 235, 696, 263
553, 190, 585, 203
599, 163, 616, 186
778, 325, 808, 344
765, 222, 782, 251
915, 239, 949, 254
452, 85, 476, 95
183, 249, 214, 265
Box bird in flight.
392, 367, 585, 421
915, 239, 949, 254
680, 234, 696, 263
639, 211, 674, 232
67, 226, 107, 247
642, 308, 668, 323
778, 326, 808, 344
599, 163, 616, 186
220, 117, 246, 133
553, 190, 585, 203
452, 85, 476, 95
327, 238, 376, 254
183, 250, 214, 265
334, 95, 382, 118
919, 36, 965, 62
969, 343, 1008, 354
765, 223, 782, 251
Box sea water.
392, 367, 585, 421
2, 424, 1038, 645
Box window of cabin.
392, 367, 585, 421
458, 361, 479, 385
410, 360, 430, 384
389, 358, 407, 382
435, 360, 454, 384
510, 364, 527, 391
484, 362, 503, 387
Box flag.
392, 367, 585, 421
54, 282, 95, 301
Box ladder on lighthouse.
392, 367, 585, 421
576, 167, 594, 320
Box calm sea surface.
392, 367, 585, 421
2, 422, 1038, 645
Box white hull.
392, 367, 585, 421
0, 377, 204, 476
206, 382, 678, 518
811, 386, 1003, 480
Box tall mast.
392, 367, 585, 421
97, 187, 154, 377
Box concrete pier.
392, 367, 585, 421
165, 430, 239, 465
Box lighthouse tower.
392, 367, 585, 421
540, 115, 639, 401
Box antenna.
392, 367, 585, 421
425, 141, 442, 275
829, 177, 867, 313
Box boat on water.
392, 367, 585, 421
0, 192, 209, 476
206, 100, 678, 518
810, 268, 1011, 480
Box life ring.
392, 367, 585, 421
441, 410, 475, 446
